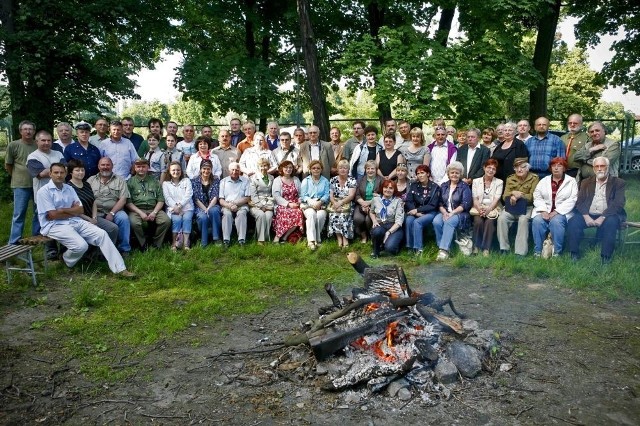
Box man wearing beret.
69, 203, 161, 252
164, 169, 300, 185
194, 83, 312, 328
126, 159, 170, 250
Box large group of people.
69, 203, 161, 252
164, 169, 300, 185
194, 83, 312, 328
4, 113, 627, 275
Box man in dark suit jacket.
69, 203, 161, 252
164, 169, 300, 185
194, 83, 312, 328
299, 125, 335, 180
457, 128, 490, 185
567, 156, 626, 264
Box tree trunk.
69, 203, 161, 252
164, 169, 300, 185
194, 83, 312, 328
297, 0, 330, 140
435, 6, 456, 47
529, 0, 561, 123
366, 2, 392, 123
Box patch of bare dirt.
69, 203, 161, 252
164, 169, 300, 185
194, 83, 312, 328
1, 264, 639, 425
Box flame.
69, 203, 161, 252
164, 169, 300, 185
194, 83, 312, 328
373, 340, 397, 363
363, 303, 380, 313
385, 321, 399, 347
351, 337, 369, 350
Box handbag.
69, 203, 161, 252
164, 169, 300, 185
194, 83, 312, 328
541, 234, 554, 259
327, 198, 351, 213
470, 206, 501, 219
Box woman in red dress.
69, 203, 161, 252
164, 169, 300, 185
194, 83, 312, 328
272, 160, 304, 243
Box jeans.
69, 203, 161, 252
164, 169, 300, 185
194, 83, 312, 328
532, 214, 567, 254
371, 222, 403, 255
405, 212, 437, 250
433, 213, 461, 251
9, 188, 40, 244
111, 211, 131, 253
171, 210, 194, 233
196, 206, 222, 246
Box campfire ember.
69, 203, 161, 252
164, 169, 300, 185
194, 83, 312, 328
284, 253, 496, 395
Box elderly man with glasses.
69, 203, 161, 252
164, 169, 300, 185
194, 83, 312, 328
299, 125, 335, 180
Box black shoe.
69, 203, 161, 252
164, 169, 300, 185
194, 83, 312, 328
46, 251, 59, 261
238, 239, 245, 246
571, 253, 579, 262
500, 250, 508, 255
120, 251, 130, 258
223, 240, 230, 249
370, 252, 378, 259
601, 256, 611, 265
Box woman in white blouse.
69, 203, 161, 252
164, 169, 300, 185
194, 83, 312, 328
162, 161, 194, 251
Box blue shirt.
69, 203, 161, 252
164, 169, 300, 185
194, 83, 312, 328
64, 142, 102, 179
300, 175, 330, 204
99, 137, 138, 179
525, 133, 565, 173
219, 176, 250, 202
36, 180, 83, 234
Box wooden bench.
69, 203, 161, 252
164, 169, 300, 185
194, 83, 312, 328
1, 236, 54, 286
620, 221, 640, 253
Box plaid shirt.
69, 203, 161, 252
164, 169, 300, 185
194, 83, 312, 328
525, 133, 565, 172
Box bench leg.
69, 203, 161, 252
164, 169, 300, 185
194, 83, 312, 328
27, 250, 37, 286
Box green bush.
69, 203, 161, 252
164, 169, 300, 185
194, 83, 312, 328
0, 156, 12, 202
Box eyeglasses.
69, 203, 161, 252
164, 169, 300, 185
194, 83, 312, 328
308, 131, 318, 134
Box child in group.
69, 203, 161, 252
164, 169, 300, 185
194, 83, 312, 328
144, 134, 165, 180
164, 134, 185, 181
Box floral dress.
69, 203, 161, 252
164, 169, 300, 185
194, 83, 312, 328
327, 176, 357, 238
273, 180, 304, 238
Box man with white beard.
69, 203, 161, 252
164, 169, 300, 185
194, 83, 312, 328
566, 157, 626, 264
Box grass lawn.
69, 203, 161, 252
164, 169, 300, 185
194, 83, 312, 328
1, 174, 639, 381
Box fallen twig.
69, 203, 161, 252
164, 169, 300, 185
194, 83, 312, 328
76, 399, 136, 409
138, 412, 188, 419
505, 385, 544, 393
588, 330, 626, 340
514, 320, 547, 329
29, 356, 53, 364
548, 414, 585, 425
515, 405, 534, 418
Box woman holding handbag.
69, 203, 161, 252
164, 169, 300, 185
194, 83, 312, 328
471, 159, 503, 256
249, 158, 274, 245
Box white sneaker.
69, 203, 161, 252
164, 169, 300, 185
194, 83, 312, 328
436, 250, 449, 261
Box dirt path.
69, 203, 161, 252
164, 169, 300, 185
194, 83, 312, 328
1, 264, 639, 425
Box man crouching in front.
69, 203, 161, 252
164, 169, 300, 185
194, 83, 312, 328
35, 163, 135, 277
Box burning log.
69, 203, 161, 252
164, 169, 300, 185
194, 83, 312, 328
285, 253, 475, 392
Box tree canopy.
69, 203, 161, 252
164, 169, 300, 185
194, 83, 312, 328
0, 0, 173, 136
0, 0, 637, 137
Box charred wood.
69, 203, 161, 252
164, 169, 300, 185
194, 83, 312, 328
415, 304, 464, 335
324, 283, 343, 309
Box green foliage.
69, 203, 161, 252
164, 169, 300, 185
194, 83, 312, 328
547, 48, 603, 121
0, 156, 13, 202
0, 0, 173, 132
121, 101, 170, 126
168, 96, 212, 126
569, 1, 640, 95
173, 0, 302, 121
